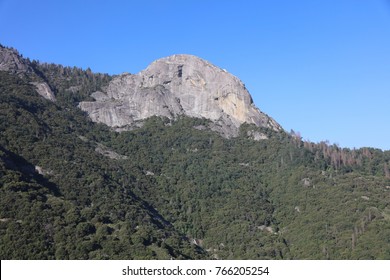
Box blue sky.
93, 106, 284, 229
1, 0, 389, 150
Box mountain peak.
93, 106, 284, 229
143, 54, 235, 83
79, 54, 282, 137
150, 54, 209, 64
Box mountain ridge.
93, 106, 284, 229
0, 45, 281, 138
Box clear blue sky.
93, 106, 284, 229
1, 0, 389, 150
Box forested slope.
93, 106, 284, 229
1, 47, 389, 259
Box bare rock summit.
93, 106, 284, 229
79, 54, 282, 137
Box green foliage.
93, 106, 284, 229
1, 60, 389, 260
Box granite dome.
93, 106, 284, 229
79, 54, 282, 137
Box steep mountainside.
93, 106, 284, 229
1, 45, 390, 259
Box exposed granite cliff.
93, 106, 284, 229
79, 54, 281, 137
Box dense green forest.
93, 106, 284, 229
1, 46, 389, 259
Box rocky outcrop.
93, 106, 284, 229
79, 54, 282, 137
30, 82, 56, 102
95, 142, 128, 160
0, 46, 32, 74
247, 130, 269, 141
0, 45, 55, 102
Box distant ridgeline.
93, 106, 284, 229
1, 44, 389, 259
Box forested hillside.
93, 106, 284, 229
1, 46, 389, 259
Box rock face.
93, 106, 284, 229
0, 46, 32, 73
30, 82, 56, 102
0, 45, 55, 102
79, 54, 282, 137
